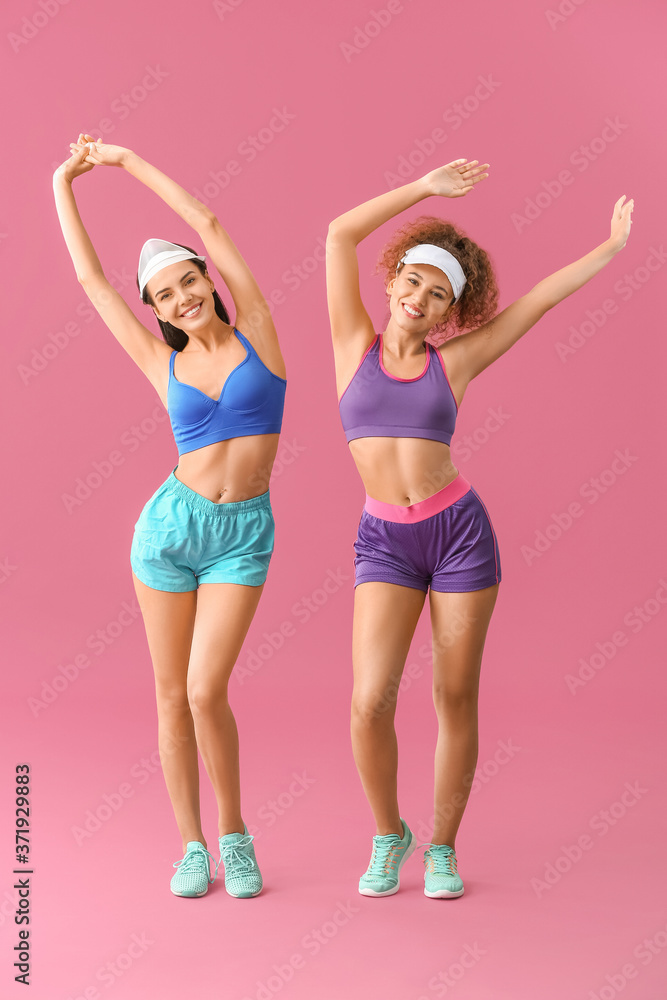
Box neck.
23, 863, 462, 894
183, 318, 234, 353
382, 319, 428, 358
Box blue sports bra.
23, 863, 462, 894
338, 334, 458, 445
167, 327, 287, 456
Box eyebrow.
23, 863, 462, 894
154, 270, 197, 296
407, 270, 451, 295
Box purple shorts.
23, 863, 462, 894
353, 474, 501, 593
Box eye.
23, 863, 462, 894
408, 277, 418, 286
185, 277, 195, 285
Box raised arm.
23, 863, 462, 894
325, 160, 489, 358
72, 135, 283, 372
52, 143, 172, 387
448, 195, 635, 382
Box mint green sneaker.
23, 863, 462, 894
358, 818, 415, 897
422, 843, 464, 898
170, 841, 218, 897
218, 826, 263, 898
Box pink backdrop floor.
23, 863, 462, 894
2, 0, 666, 997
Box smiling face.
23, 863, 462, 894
146, 261, 216, 327
386, 262, 455, 332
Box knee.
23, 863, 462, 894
432, 681, 478, 716
187, 683, 229, 717
351, 689, 397, 727
155, 686, 190, 717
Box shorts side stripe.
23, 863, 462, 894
469, 486, 501, 584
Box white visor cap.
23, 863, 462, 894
397, 243, 466, 302
138, 238, 206, 297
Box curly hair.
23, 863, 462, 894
375, 215, 499, 343
136, 242, 230, 352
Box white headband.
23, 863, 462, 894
138, 238, 206, 297
397, 243, 466, 302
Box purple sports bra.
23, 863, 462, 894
338, 333, 458, 445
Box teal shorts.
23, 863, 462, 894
130, 468, 274, 592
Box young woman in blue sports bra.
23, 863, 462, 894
53, 135, 287, 900
327, 158, 634, 899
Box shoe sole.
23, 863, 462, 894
358, 837, 417, 896
424, 886, 465, 898
225, 887, 263, 898
171, 887, 209, 897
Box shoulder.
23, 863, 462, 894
334, 331, 379, 401
235, 326, 286, 382
434, 334, 466, 378
234, 322, 286, 380
434, 337, 468, 410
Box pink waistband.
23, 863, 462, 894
364, 474, 472, 523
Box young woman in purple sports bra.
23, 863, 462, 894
327, 158, 634, 899
53, 135, 287, 900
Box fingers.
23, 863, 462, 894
614, 195, 634, 215
461, 161, 490, 179
72, 133, 101, 147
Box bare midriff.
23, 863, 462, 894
173, 433, 281, 503
348, 436, 460, 506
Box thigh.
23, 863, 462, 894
187, 582, 266, 697
353, 582, 427, 703
196, 502, 275, 588
430, 487, 502, 592
428, 584, 500, 699
132, 571, 198, 699
130, 482, 199, 593
354, 510, 431, 591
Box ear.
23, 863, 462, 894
386, 277, 396, 296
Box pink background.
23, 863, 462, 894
2, 0, 666, 997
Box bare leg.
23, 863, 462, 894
428, 584, 500, 849
186, 582, 265, 839
351, 582, 427, 836
131, 572, 201, 853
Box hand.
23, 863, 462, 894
608, 194, 634, 252
52, 142, 97, 184
68, 133, 131, 168
423, 158, 490, 198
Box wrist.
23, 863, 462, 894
418, 172, 437, 198
602, 236, 624, 257
53, 167, 73, 187
121, 148, 137, 169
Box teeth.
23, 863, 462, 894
183, 304, 200, 317
404, 304, 421, 316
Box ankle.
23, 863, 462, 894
182, 838, 206, 853
376, 821, 404, 838
219, 822, 245, 838
430, 839, 455, 851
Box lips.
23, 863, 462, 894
402, 302, 423, 318
181, 302, 202, 318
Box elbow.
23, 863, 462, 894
327, 216, 353, 237
77, 271, 107, 290
192, 206, 218, 229
529, 282, 558, 313
327, 221, 356, 246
